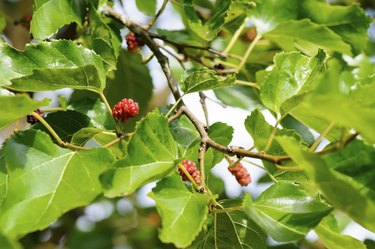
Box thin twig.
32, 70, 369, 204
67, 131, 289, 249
198, 142, 208, 192
147, 0, 168, 29
168, 108, 184, 123
199, 92, 209, 126
309, 122, 335, 152
160, 46, 186, 69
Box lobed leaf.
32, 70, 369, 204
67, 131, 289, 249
0, 40, 106, 92
0, 130, 115, 238
148, 175, 210, 248
103, 110, 178, 197
180, 67, 235, 94
243, 182, 332, 242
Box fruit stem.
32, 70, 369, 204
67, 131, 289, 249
235, 80, 260, 90
309, 121, 335, 152
212, 205, 243, 213
98, 91, 123, 135
223, 22, 245, 54
165, 96, 183, 117
236, 34, 262, 72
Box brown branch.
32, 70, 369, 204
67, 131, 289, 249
179, 106, 290, 164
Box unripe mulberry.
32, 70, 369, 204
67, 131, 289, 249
179, 160, 201, 184
227, 160, 251, 186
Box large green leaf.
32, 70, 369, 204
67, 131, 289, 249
243, 182, 332, 242
277, 136, 375, 232
69, 97, 115, 130
0, 235, 21, 249
148, 175, 210, 248
248, 0, 299, 34
0, 150, 7, 206
89, 5, 121, 71
180, 67, 235, 94
0, 40, 106, 92
184, 0, 232, 41
207, 122, 234, 166
265, 19, 352, 56
0, 130, 115, 238
260, 50, 326, 113
32, 110, 92, 143
300, 68, 375, 143
315, 214, 366, 249
31, 0, 86, 40
105, 50, 153, 109
214, 85, 263, 111
103, 111, 178, 197
169, 115, 200, 160
300, 0, 371, 54
135, 0, 157, 15
0, 95, 49, 129
193, 199, 267, 249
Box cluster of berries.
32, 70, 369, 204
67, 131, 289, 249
179, 160, 201, 184
227, 160, 251, 186
125, 32, 144, 52
112, 98, 139, 123
26, 109, 44, 125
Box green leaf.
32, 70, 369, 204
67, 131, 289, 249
103, 111, 178, 197
32, 110, 92, 143
300, 0, 371, 54
194, 199, 267, 249
248, 0, 299, 34
0, 235, 21, 249
265, 19, 352, 55
0, 14, 6, 32
260, 50, 326, 113
69, 97, 115, 130
0, 95, 49, 129
301, 68, 375, 143
207, 122, 234, 166
280, 115, 314, 146
89, 4, 121, 71
31, 0, 86, 40
71, 128, 127, 158
184, 0, 232, 41
135, 0, 157, 16
0, 150, 7, 206
277, 136, 375, 232
169, 115, 200, 160
243, 183, 332, 242
148, 175, 210, 248
214, 85, 263, 111
0, 130, 115, 238
315, 214, 366, 249
0, 40, 106, 92
105, 50, 153, 110
180, 67, 235, 94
